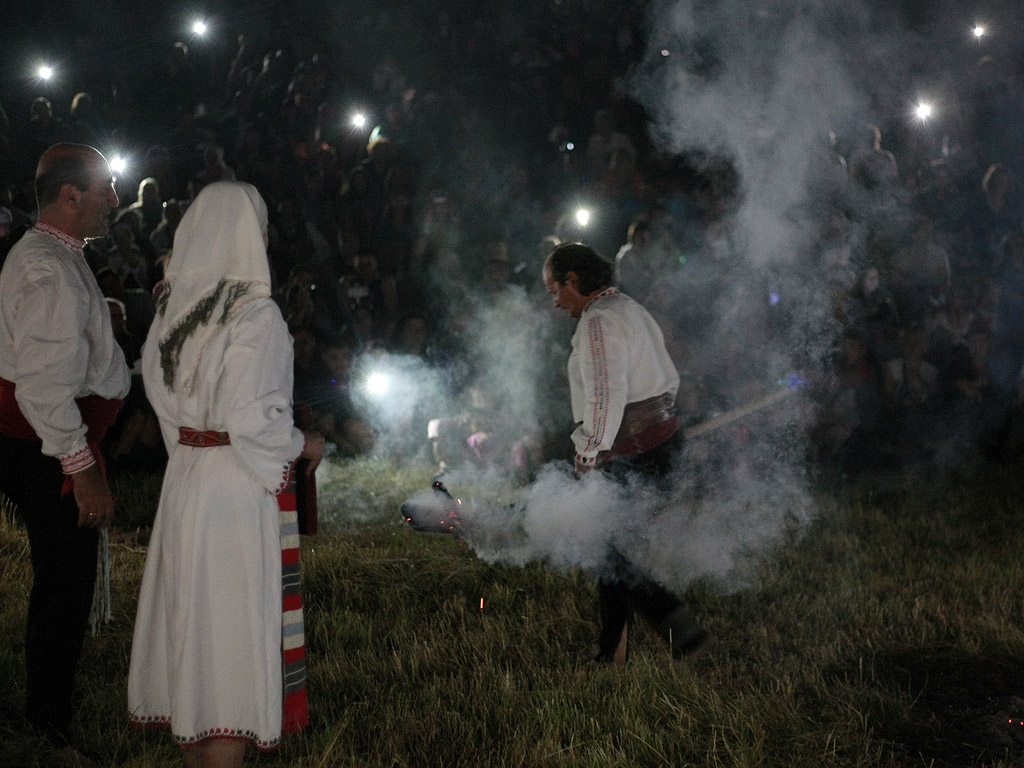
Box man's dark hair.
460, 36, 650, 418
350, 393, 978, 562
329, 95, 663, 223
35, 145, 95, 210
548, 242, 613, 295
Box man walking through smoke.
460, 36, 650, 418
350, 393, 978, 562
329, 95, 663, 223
542, 242, 713, 663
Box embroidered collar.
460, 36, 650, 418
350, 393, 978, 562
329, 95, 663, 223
34, 221, 86, 259
582, 286, 618, 314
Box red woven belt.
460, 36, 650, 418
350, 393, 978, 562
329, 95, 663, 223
178, 428, 231, 447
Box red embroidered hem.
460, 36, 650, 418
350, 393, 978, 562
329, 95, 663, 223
131, 715, 284, 752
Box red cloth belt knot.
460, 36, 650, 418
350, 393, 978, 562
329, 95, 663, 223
178, 428, 231, 447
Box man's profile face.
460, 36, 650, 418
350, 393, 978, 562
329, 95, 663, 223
543, 262, 584, 318
76, 157, 119, 240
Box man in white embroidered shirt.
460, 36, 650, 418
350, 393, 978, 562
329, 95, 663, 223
0, 144, 129, 760
542, 242, 713, 664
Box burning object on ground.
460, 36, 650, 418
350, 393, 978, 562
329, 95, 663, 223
401, 383, 801, 536
401, 479, 465, 534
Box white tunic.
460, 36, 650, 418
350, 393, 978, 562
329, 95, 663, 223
568, 288, 679, 465
0, 226, 130, 471
127, 298, 305, 749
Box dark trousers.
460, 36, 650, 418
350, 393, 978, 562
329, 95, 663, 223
0, 434, 97, 742
595, 431, 700, 657
596, 565, 683, 656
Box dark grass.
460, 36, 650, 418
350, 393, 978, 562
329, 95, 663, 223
3, 458, 1024, 766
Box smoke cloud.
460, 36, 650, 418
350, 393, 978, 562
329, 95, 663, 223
405, 0, 903, 593
331, 0, 973, 595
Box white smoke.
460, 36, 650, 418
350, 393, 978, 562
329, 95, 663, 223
403, 0, 902, 594
342, 0, 942, 595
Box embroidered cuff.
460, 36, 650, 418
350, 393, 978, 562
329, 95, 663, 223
61, 446, 96, 475
274, 434, 307, 495
275, 460, 297, 495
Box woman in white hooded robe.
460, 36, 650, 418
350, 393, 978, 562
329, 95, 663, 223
128, 181, 323, 768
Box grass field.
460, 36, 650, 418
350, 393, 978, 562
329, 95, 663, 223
3, 457, 1024, 767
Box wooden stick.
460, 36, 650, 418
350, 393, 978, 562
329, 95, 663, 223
682, 386, 795, 440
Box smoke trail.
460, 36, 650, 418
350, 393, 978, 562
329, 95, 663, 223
460, 286, 567, 440
632, 1, 887, 363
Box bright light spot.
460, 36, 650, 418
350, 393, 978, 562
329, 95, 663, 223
110, 156, 127, 174
973, 25, 986, 39
914, 102, 933, 121
769, 292, 780, 306
351, 112, 366, 129
661, 49, 670, 57
192, 19, 207, 36
575, 208, 591, 227
37, 65, 53, 80
366, 373, 389, 396
565, 142, 574, 151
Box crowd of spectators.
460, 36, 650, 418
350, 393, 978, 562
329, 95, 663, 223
3, 0, 1024, 483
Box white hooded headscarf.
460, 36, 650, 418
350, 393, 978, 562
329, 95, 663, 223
153, 181, 272, 393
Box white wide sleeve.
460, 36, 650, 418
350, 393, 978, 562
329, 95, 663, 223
11, 266, 93, 465
570, 311, 629, 465
220, 302, 306, 494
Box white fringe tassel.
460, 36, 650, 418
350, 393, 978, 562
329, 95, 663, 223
89, 528, 113, 636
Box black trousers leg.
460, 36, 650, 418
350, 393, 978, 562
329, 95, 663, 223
596, 579, 633, 658
597, 552, 685, 656
0, 435, 97, 742
596, 432, 704, 655
617, 571, 682, 628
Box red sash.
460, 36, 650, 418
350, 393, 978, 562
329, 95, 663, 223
596, 393, 681, 464
0, 376, 122, 492
598, 415, 681, 463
